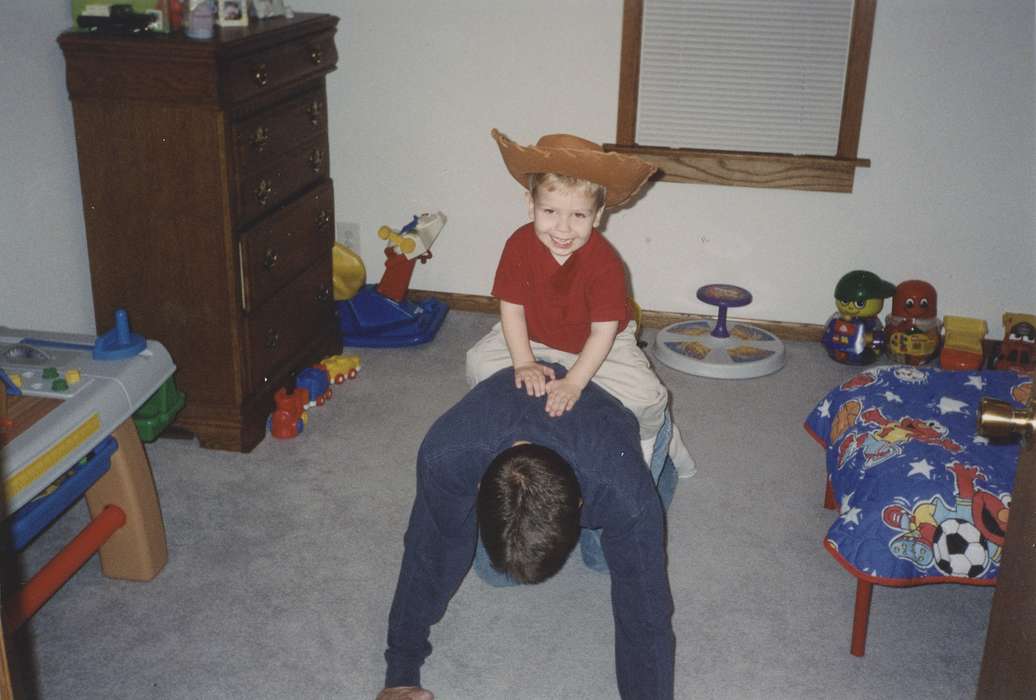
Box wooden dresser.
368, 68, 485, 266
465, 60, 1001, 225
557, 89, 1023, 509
58, 13, 342, 452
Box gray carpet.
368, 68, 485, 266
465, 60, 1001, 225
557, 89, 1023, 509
13, 311, 993, 699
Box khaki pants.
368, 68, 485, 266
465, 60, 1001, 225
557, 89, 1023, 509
465, 323, 668, 441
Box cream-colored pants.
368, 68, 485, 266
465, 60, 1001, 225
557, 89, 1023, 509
465, 323, 696, 477
466, 323, 666, 440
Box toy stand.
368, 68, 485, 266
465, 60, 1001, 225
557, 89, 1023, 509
337, 285, 448, 348
336, 212, 449, 348
653, 284, 786, 379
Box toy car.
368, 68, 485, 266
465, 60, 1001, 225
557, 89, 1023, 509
321, 354, 361, 384
939, 316, 987, 370
296, 366, 333, 408
993, 312, 1036, 372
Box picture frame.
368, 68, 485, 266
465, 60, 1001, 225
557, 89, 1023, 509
217, 0, 248, 26
250, 0, 285, 19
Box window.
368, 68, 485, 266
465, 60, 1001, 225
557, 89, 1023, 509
607, 0, 875, 193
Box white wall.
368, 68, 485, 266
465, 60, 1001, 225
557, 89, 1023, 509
1, 2, 94, 333
2, 0, 1033, 336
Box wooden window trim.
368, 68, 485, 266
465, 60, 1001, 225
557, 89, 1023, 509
607, 0, 875, 193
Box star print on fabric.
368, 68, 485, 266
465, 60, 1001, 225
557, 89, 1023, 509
840, 505, 862, 525
818, 399, 831, 418
965, 375, 987, 390
882, 391, 903, 403
907, 459, 936, 478
937, 396, 969, 415
839, 492, 862, 525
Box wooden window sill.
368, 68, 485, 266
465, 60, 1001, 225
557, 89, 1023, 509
604, 144, 871, 193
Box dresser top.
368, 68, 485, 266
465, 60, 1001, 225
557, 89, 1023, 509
58, 12, 338, 107
58, 12, 338, 59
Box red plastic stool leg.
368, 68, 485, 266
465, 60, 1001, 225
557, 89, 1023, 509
851, 578, 873, 657
824, 477, 837, 510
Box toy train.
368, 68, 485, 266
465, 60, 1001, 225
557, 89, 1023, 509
268, 354, 362, 439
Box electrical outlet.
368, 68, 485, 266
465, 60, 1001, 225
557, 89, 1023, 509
336, 221, 361, 255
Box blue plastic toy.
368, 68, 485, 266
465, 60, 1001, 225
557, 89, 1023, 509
336, 212, 449, 348
93, 308, 146, 360
821, 270, 895, 365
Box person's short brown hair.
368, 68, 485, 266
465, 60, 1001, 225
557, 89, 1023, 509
476, 443, 582, 584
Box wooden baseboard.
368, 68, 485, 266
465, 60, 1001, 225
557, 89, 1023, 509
408, 289, 825, 342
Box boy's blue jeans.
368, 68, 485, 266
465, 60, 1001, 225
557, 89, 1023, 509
473, 413, 678, 586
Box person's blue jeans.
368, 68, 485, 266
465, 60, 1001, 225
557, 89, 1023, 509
473, 412, 678, 586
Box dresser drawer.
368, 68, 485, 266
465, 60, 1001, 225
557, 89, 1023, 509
239, 181, 334, 312
223, 29, 337, 105
234, 133, 330, 226
245, 255, 334, 392
232, 87, 328, 175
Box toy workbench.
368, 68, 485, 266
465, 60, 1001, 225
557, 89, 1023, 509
1, 321, 173, 512
1, 316, 175, 638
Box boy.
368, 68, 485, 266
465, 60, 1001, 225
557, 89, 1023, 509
466, 129, 693, 473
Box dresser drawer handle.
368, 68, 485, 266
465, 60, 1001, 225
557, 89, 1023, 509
250, 126, 271, 151
316, 284, 331, 303
265, 328, 280, 350
316, 209, 331, 229
255, 179, 273, 206
254, 63, 269, 87
309, 47, 323, 65
308, 148, 324, 173
263, 247, 279, 271
305, 100, 322, 126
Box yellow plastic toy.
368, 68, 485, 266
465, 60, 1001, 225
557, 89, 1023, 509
332, 243, 366, 301
940, 316, 988, 370
378, 225, 417, 255
321, 353, 362, 384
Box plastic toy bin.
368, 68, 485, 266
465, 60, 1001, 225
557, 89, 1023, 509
6, 436, 117, 551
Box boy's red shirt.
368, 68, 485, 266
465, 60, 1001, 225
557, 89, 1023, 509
492, 223, 631, 354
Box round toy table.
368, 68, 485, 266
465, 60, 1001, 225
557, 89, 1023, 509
653, 284, 786, 379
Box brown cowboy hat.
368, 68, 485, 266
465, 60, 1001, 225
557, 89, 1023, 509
491, 128, 657, 209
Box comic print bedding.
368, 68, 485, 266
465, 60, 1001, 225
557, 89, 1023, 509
805, 366, 1032, 586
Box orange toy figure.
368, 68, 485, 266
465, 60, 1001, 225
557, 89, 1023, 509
885, 279, 941, 365
268, 386, 309, 439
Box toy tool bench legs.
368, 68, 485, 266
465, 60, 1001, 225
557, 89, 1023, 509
2, 418, 168, 633
82, 419, 167, 581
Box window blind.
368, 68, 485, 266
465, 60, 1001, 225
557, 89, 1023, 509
636, 0, 855, 156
